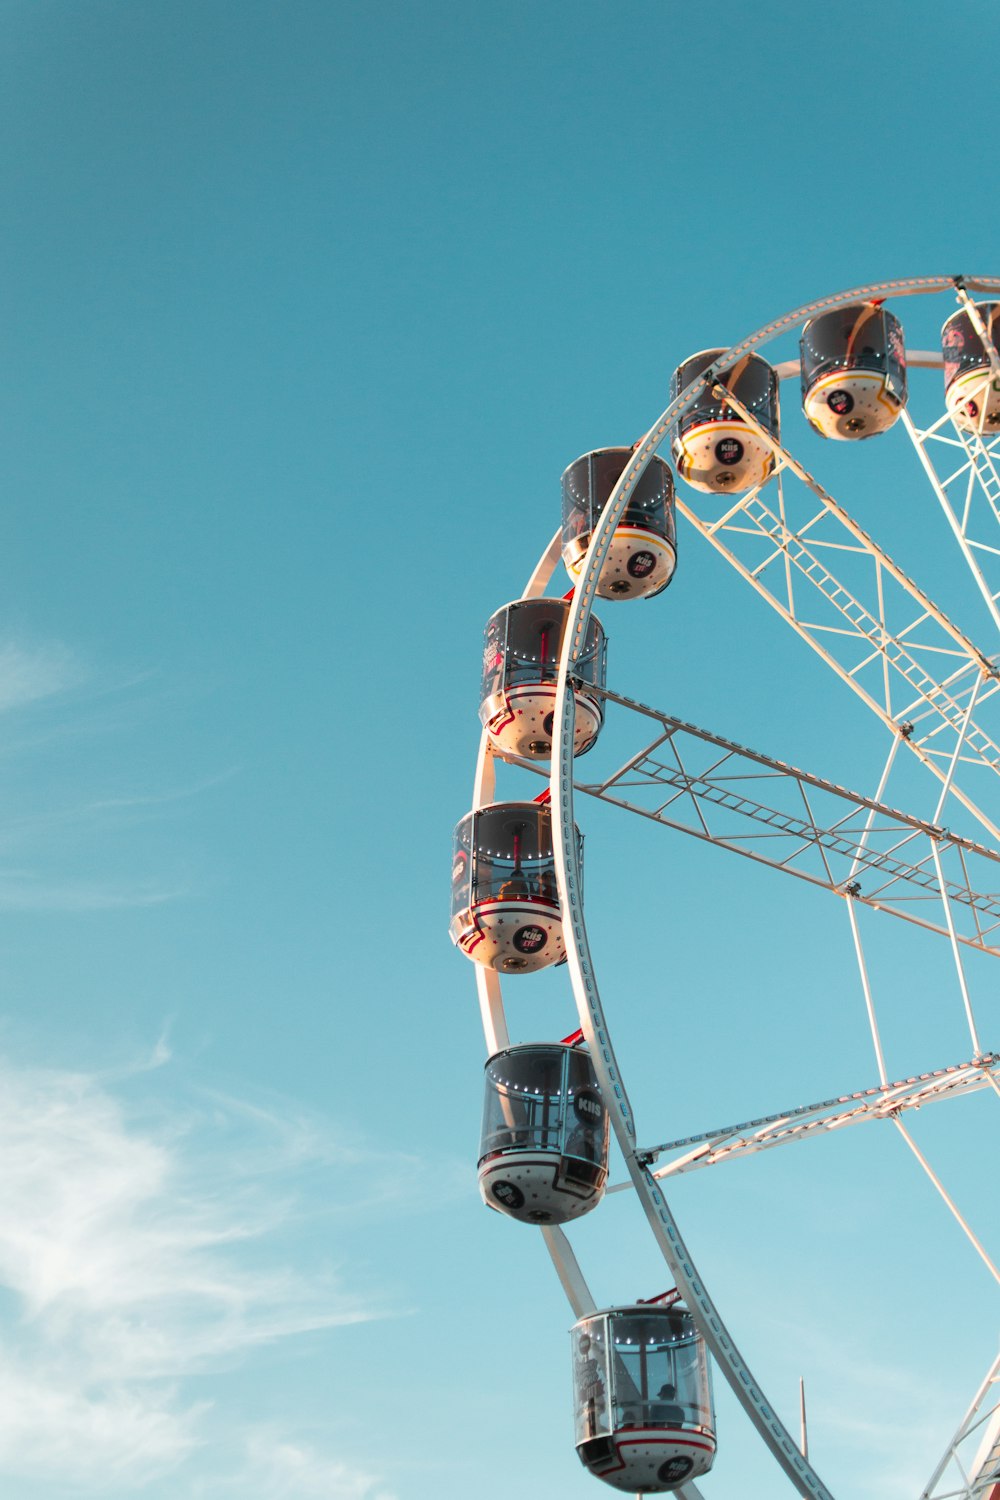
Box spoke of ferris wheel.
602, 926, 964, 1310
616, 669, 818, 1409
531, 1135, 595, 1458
921, 1353, 1000, 1500
540, 1224, 595, 1320
674, 391, 1000, 842
893, 1116, 1000, 1288
501, 695, 1000, 955
844, 899, 995, 1286
603, 1053, 999, 1183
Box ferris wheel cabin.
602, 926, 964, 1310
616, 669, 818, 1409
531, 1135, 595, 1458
572, 1305, 716, 1492
670, 349, 779, 494
800, 302, 907, 439
478, 1042, 609, 1224
561, 447, 678, 599
450, 802, 579, 972
479, 598, 607, 760
942, 302, 1000, 431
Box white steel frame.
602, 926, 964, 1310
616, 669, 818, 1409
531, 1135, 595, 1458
467, 277, 1000, 1499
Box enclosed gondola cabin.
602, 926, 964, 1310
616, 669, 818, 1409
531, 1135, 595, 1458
572, 1306, 716, 1492
450, 802, 580, 972
480, 598, 607, 760
561, 448, 678, 600
800, 303, 907, 439
942, 302, 1000, 432
478, 1043, 609, 1223
670, 349, 779, 495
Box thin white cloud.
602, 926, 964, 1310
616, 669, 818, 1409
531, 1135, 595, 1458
0, 1356, 203, 1483
0, 639, 81, 713
203, 1433, 398, 1500
762, 1313, 968, 1499
0, 1053, 396, 1492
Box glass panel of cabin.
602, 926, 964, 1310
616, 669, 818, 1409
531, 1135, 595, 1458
674, 1335, 713, 1428
943, 304, 1000, 389
562, 450, 676, 548
503, 602, 567, 689
573, 1319, 612, 1444
562, 457, 594, 550
480, 610, 507, 703
564, 1049, 608, 1166
607, 1312, 711, 1430
451, 815, 475, 922
673, 351, 778, 436
480, 1047, 566, 1159
884, 309, 907, 394
626, 457, 676, 543
608, 1314, 669, 1428
470, 805, 557, 905
724, 353, 778, 421
801, 305, 889, 382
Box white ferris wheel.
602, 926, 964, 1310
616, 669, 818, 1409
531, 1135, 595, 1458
450, 276, 1000, 1499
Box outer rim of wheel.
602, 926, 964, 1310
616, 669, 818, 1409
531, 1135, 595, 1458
473, 275, 1000, 1497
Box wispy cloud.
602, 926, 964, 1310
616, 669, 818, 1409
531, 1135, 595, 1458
0, 1051, 399, 1492
0, 639, 81, 713
201, 1433, 398, 1500
0, 636, 221, 910
763, 1313, 968, 1498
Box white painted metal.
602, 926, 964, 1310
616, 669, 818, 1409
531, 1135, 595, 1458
892, 1117, 1000, 1287
466, 278, 1000, 1499
500, 689, 1000, 956
677, 385, 1000, 844
606, 1055, 997, 1182
540, 1224, 597, 1320
846, 894, 889, 1085
922, 1352, 1000, 1499
547, 278, 1000, 1497
902, 408, 1000, 638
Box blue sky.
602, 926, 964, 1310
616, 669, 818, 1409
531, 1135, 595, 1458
0, 3, 996, 1497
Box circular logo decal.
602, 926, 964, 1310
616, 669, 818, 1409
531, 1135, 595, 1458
627, 550, 656, 578
827, 389, 854, 415
715, 436, 744, 465
542, 711, 554, 737
966, 399, 980, 418
513, 925, 547, 954
658, 1457, 694, 1483
491, 1180, 524, 1210
573, 1089, 603, 1125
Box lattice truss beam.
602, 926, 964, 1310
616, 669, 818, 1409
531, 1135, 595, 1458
603, 1053, 998, 1182
922, 1353, 1000, 1500
672, 389, 1000, 839
904, 408, 1000, 634
506, 688, 1000, 956
904, 289, 1000, 645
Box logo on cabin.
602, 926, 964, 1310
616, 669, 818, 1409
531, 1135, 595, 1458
628, 550, 656, 578
514, 925, 547, 954
491, 1180, 525, 1210
827, 389, 854, 415
715, 437, 744, 466
574, 1089, 602, 1124
658, 1457, 693, 1482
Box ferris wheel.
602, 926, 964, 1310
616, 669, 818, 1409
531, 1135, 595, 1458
450, 276, 1000, 1499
